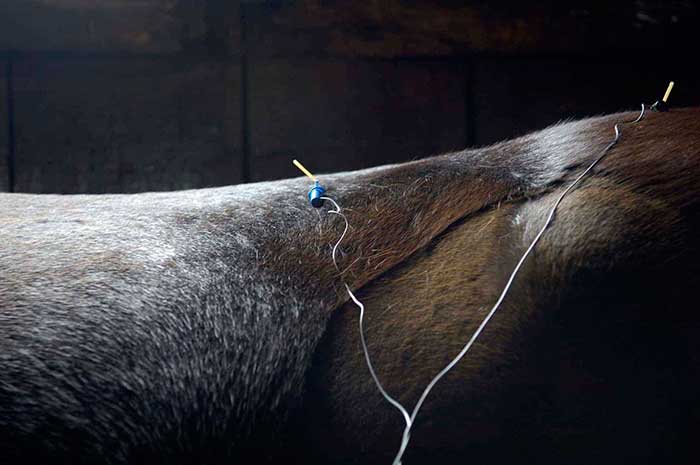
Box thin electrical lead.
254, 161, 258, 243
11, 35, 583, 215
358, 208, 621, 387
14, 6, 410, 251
320, 196, 414, 434
390, 103, 647, 465
322, 104, 647, 465
320, 197, 349, 272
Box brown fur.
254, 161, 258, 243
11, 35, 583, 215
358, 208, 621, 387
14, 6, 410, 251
291, 108, 700, 464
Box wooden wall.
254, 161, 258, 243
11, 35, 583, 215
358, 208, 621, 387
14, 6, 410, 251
1, 54, 8, 192
0, 1, 698, 193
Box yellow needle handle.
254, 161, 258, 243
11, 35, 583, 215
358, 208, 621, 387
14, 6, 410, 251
663, 81, 674, 103
292, 159, 317, 182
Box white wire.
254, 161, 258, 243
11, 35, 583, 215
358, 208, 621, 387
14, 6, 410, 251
389, 104, 648, 463
320, 104, 647, 465
320, 196, 414, 434
320, 196, 350, 272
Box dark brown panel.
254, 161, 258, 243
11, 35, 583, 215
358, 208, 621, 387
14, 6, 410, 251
247, 59, 467, 182
13, 57, 242, 193
473, 58, 700, 146
1, 1, 697, 58
243, 1, 698, 58
0, 57, 7, 192
0, 0, 242, 55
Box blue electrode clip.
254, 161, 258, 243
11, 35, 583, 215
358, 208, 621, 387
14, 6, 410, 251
308, 180, 326, 208
293, 159, 326, 208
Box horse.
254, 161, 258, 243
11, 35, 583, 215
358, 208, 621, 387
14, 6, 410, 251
1, 108, 698, 464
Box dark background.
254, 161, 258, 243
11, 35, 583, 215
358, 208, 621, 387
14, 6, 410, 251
0, 0, 698, 194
